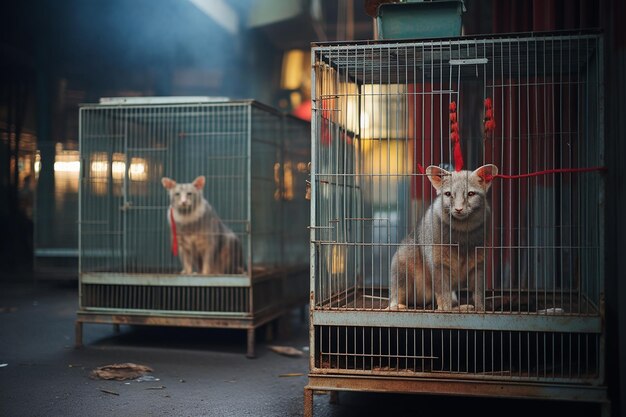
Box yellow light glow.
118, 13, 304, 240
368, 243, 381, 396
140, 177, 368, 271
281, 49, 306, 90
327, 245, 346, 274
34, 153, 41, 175
296, 162, 309, 173
54, 161, 80, 172
111, 161, 125, 179
283, 161, 294, 201
54, 146, 80, 195
89, 153, 147, 182
54, 148, 81, 173
129, 158, 147, 181
91, 161, 108, 173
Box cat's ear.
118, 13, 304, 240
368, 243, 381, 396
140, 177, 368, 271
192, 176, 206, 190
161, 177, 176, 190
425, 165, 450, 192
472, 164, 498, 191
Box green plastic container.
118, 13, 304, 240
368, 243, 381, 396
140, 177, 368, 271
376, 0, 464, 40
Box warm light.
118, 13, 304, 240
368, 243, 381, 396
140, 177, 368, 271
281, 49, 306, 90
54, 161, 81, 172
34, 153, 41, 175
91, 161, 108, 174
112, 160, 126, 180
283, 161, 294, 201
129, 158, 147, 181
296, 162, 309, 173
327, 245, 346, 274
54, 148, 81, 173
54, 146, 80, 195
89, 153, 147, 182
360, 111, 370, 130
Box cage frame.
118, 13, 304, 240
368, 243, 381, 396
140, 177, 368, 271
304, 31, 609, 415
75, 98, 310, 358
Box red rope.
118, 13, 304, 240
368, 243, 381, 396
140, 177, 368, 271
416, 97, 606, 180
484, 98, 496, 136
416, 163, 605, 179
170, 207, 178, 257
483, 166, 607, 181
449, 101, 463, 172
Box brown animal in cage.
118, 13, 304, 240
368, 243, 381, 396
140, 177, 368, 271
162, 175, 244, 275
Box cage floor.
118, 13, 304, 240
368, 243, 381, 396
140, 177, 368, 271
313, 324, 601, 381
82, 265, 290, 279
318, 287, 599, 315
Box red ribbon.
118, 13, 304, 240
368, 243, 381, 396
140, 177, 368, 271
416, 97, 605, 181
449, 100, 463, 172
484, 97, 496, 135
170, 207, 178, 257
417, 162, 605, 179
483, 166, 607, 182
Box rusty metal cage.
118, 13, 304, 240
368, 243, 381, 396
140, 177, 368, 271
305, 32, 608, 414
76, 98, 310, 357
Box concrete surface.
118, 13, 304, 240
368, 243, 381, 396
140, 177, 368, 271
0, 279, 603, 417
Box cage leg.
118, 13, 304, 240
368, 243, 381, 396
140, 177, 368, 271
329, 390, 339, 405
113, 324, 121, 334
303, 387, 314, 417
246, 328, 256, 359
600, 401, 611, 417
74, 321, 83, 348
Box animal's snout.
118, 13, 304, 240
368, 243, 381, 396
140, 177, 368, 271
455, 207, 463, 213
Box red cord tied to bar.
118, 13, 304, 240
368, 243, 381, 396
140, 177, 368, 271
449, 101, 463, 172
481, 166, 607, 182
416, 97, 606, 179
417, 163, 606, 179
169, 207, 178, 257
484, 97, 496, 136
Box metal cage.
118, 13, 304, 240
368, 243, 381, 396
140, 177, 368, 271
305, 32, 608, 414
76, 98, 310, 357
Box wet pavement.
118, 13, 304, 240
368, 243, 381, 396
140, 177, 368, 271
0, 278, 602, 417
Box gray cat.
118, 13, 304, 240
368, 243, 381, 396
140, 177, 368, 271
162, 176, 244, 275
389, 164, 498, 311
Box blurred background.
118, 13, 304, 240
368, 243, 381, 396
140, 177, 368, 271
0, 0, 378, 278
2, 0, 608, 281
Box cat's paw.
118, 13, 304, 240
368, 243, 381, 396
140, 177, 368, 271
458, 304, 476, 312
386, 303, 407, 311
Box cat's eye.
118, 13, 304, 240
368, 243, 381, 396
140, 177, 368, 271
468, 191, 476, 197
444, 191, 452, 197
175, 192, 180, 196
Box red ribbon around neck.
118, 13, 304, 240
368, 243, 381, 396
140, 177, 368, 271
170, 207, 178, 257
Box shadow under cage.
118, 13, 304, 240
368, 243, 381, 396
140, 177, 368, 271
305, 32, 608, 415
76, 98, 310, 357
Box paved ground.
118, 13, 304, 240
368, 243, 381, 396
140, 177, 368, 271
0, 278, 603, 417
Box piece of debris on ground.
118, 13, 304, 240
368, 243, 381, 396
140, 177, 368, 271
99, 388, 120, 396
90, 363, 154, 381
267, 345, 304, 357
